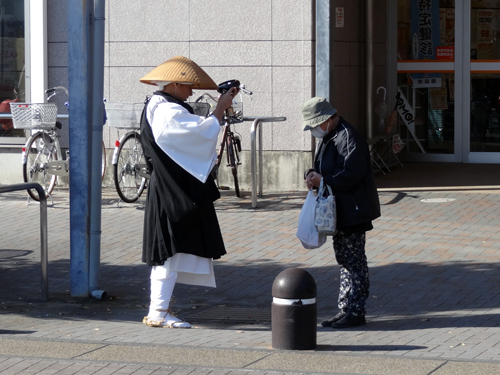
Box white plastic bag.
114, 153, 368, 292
296, 190, 327, 249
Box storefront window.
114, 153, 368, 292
471, 1, 500, 60
397, 72, 455, 154
0, 1, 25, 139
397, 1, 455, 155
398, 0, 455, 61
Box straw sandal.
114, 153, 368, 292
142, 309, 191, 329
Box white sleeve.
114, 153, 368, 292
148, 100, 221, 183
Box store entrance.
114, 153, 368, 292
395, 0, 500, 163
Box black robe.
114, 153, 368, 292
140, 91, 226, 266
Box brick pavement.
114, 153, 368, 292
1, 177, 500, 373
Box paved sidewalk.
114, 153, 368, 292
1, 163, 500, 374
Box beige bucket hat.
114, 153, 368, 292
301, 97, 337, 130
139, 56, 218, 90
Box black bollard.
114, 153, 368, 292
271, 268, 317, 350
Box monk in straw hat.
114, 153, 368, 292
139, 56, 237, 328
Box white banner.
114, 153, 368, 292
396, 89, 426, 153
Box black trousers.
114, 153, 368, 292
333, 231, 369, 316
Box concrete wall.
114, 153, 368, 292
216, 150, 312, 193
44, 0, 317, 191
331, 1, 388, 136
39, 0, 388, 192
0, 149, 23, 184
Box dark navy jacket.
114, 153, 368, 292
308, 117, 381, 230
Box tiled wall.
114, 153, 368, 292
45, 0, 388, 190
48, 0, 315, 154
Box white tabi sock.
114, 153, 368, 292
148, 268, 178, 320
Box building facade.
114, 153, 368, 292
0, 1, 498, 191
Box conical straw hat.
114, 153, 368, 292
140, 56, 218, 90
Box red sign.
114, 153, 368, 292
436, 46, 454, 60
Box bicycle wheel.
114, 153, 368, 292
226, 136, 240, 197
113, 132, 146, 203
101, 140, 106, 181
23, 132, 58, 201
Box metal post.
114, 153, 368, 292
315, 0, 331, 167
245, 116, 286, 208
0, 183, 48, 301
250, 119, 259, 208
316, 0, 330, 100
366, 0, 374, 139
89, 0, 106, 298
258, 120, 263, 196
67, 0, 93, 297
39, 186, 48, 301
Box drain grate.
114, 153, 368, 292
187, 307, 271, 322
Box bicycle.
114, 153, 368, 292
106, 80, 250, 203
106, 101, 211, 204
105, 102, 148, 204
10, 86, 107, 202
194, 79, 252, 198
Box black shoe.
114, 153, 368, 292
320, 311, 347, 327
331, 313, 366, 329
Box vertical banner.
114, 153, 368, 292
396, 89, 426, 153
411, 0, 440, 60
477, 10, 494, 59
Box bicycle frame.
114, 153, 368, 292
216, 122, 240, 169
23, 131, 68, 176
194, 84, 249, 198
21, 88, 70, 178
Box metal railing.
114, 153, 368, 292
0, 113, 68, 119
244, 116, 286, 208
0, 183, 48, 301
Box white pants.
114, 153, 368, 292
147, 254, 216, 320
147, 269, 178, 320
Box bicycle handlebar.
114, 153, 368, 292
240, 85, 252, 96
194, 82, 252, 103
45, 86, 69, 101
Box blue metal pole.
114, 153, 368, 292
89, 0, 105, 297
315, 0, 330, 100
67, 0, 93, 297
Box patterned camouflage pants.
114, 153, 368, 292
333, 231, 369, 316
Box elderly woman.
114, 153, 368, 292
139, 56, 237, 328
301, 97, 380, 329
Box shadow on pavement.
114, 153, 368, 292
2, 254, 500, 330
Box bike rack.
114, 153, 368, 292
0, 183, 49, 301
244, 116, 287, 208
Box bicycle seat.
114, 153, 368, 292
217, 80, 240, 94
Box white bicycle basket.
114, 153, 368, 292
105, 102, 144, 129
9, 103, 58, 129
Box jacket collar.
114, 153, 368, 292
153, 91, 194, 114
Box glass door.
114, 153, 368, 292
396, 0, 459, 162
396, 0, 500, 163
466, 0, 500, 163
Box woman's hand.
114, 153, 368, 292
306, 171, 322, 190
212, 87, 239, 124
